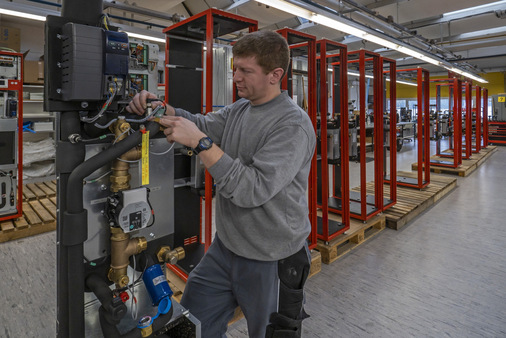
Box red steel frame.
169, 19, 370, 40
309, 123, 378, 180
482, 88, 489, 147
346, 50, 395, 221
430, 78, 462, 168
461, 81, 473, 159
164, 9, 257, 279
314, 39, 350, 242
381, 57, 397, 210
0, 51, 23, 222
276, 28, 318, 249
472, 85, 482, 153
387, 67, 430, 189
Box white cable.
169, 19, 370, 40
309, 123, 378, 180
130, 255, 138, 320
84, 170, 111, 184
150, 142, 175, 156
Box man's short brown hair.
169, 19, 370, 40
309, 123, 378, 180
232, 30, 290, 79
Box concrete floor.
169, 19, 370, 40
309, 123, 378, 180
1, 142, 505, 337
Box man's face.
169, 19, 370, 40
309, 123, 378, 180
233, 56, 274, 105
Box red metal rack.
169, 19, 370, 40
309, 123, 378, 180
472, 85, 482, 153
431, 78, 463, 168
346, 50, 396, 221
276, 28, 318, 249
482, 88, 489, 148
462, 81, 473, 159
0, 51, 23, 222
314, 39, 350, 243
387, 67, 430, 189
381, 57, 397, 210
163, 9, 258, 278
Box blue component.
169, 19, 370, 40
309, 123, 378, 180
103, 30, 129, 76
143, 264, 173, 306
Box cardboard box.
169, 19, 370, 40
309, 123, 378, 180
0, 26, 21, 52
24, 60, 44, 84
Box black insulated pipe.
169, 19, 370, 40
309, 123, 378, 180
62, 0, 103, 25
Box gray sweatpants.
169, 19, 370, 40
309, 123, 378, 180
180, 235, 311, 337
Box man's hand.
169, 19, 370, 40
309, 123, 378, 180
158, 116, 206, 148
126, 90, 176, 116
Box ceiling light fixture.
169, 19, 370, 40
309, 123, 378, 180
0, 8, 46, 21
443, 66, 489, 84
124, 32, 165, 43
347, 71, 417, 86
443, 1, 506, 17
255, 0, 488, 83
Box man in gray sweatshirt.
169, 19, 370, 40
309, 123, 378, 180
128, 30, 316, 337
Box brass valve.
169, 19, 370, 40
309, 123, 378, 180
156, 246, 185, 265
108, 227, 147, 288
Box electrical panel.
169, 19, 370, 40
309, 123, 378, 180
60, 23, 128, 101
128, 40, 159, 97
492, 94, 506, 121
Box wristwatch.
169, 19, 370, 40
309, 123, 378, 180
193, 136, 213, 155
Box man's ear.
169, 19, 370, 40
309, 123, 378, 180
270, 68, 285, 84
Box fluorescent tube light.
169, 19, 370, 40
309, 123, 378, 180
0, 8, 46, 21
444, 66, 489, 84
347, 71, 416, 86
124, 32, 165, 43
443, 1, 506, 17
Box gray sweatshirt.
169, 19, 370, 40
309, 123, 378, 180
175, 91, 316, 261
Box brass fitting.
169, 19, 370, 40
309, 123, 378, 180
108, 227, 148, 288
156, 246, 185, 265
109, 119, 142, 192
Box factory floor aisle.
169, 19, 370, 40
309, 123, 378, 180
230, 145, 506, 337
1, 146, 505, 337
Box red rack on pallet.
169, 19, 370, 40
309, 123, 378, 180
386, 67, 430, 189
314, 39, 350, 242
482, 88, 489, 148
461, 81, 473, 160
276, 28, 318, 250
471, 85, 482, 153
431, 78, 463, 168
163, 9, 258, 279
382, 57, 397, 210
0, 51, 23, 222
346, 50, 397, 221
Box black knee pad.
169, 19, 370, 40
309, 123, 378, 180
265, 312, 303, 338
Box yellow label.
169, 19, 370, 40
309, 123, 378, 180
141, 131, 149, 186
499, 96, 506, 103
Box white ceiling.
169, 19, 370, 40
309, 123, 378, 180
2, 0, 506, 77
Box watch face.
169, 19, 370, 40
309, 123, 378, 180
200, 137, 212, 149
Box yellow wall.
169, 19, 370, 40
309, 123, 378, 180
391, 71, 505, 99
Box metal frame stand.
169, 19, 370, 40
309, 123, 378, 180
163, 9, 257, 278
346, 50, 395, 221
381, 57, 397, 210
315, 39, 350, 242
472, 85, 482, 153
276, 28, 318, 249
387, 67, 430, 189
462, 81, 473, 159
482, 88, 489, 148
430, 78, 463, 168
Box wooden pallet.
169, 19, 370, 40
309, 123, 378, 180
0, 180, 57, 243
412, 146, 497, 177
379, 171, 456, 230
316, 214, 385, 264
